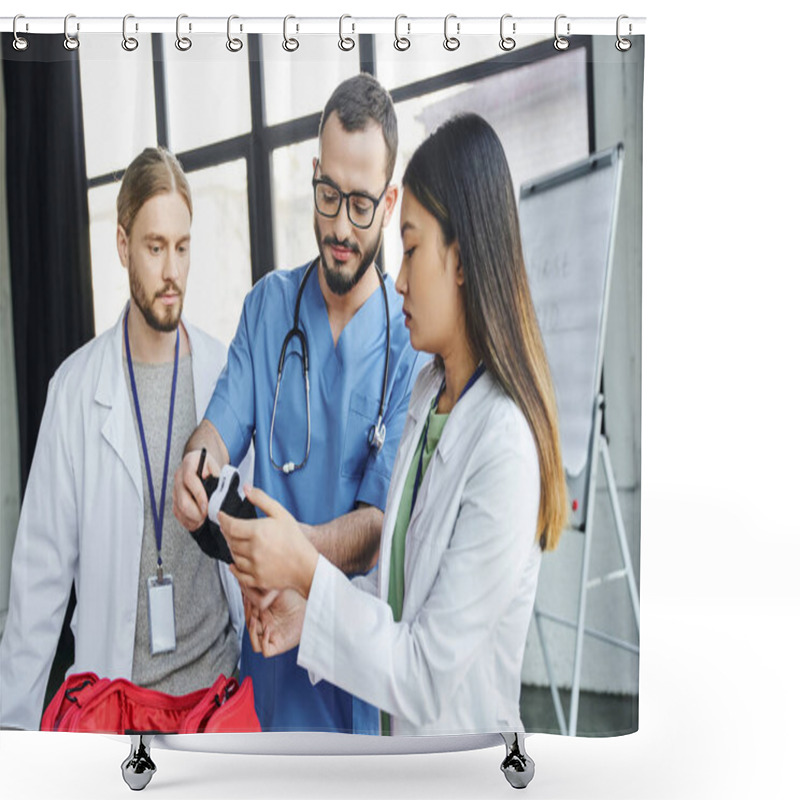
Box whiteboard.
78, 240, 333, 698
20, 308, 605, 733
519, 145, 624, 480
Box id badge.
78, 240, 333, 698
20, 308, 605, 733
147, 574, 177, 655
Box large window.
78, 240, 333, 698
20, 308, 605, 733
80, 34, 255, 344
80, 34, 594, 343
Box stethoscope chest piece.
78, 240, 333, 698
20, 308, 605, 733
369, 416, 386, 453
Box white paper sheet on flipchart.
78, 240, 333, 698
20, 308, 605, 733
519, 153, 619, 478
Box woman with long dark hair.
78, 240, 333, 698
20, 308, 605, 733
221, 113, 567, 735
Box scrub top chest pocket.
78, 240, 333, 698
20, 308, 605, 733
341, 391, 381, 479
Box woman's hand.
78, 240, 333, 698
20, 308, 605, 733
219, 485, 319, 597
243, 586, 306, 658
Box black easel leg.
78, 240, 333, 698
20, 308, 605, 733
500, 732, 535, 789
121, 734, 157, 791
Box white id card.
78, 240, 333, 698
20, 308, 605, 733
147, 574, 177, 655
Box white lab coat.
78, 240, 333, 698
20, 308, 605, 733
0, 306, 244, 730
298, 361, 543, 735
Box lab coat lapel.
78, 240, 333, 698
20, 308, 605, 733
404, 373, 473, 537
183, 319, 215, 421
378, 408, 423, 601
402, 372, 493, 600
95, 305, 143, 504
377, 367, 440, 600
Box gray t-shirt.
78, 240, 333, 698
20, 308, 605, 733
125, 352, 238, 693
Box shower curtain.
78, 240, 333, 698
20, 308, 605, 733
0, 16, 643, 741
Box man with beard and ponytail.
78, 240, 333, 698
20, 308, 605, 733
173, 74, 424, 734
0, 148, 244, 730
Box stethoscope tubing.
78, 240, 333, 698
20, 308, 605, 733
269, 258, 391, 474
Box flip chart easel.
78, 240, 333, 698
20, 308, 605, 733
519, 144, 639, 736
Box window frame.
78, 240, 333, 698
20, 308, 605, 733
83, 34, 595, 285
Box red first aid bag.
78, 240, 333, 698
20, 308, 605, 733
41, 672, 261, 734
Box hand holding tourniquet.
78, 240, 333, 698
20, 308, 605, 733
219, 485, 319, 600
188, 449, 256, 563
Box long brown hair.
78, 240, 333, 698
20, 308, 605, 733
117, 147, 192, 234
403, 114, 567, 550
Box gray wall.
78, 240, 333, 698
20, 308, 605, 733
522, 37, 644, 695
0, 56, 21, 637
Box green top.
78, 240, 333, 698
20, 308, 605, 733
381, 398, 449, 735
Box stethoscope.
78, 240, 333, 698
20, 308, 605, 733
269, 258, 391, 475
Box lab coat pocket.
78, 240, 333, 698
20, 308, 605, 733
340, 391, 380, 479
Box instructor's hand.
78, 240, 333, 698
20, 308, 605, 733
220, 486, 319, 598
173, 449, 219, 531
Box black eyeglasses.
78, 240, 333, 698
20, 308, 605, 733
312, 166, 388, 230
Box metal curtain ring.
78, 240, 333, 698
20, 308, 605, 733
443, 14, 460, 51
176, 14, 192, 51
338, 15, 355, 51
12, 15, 29, 51
394, 15, 410, 51
122, 14, 139, 51
553, 14, 570, 51
616, 15, 632, 52
283, 15, 299, 52
500, 14, 516, 51
227, 15, 243, 52
64, 14, 79, 51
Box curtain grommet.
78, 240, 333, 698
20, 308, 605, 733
64, 14, 80, 51
283, 15, 299, 52
444, 14, 460, 51
616, 15, 632, 52
338, 15, 355, 51
122, 14, 139, 52
394, 15, 411, 51
554, 14, 570, 51
176, 14, 192, 51
226, 15, 243, 52
12, 15, 29, 51
500, 14, 516, 52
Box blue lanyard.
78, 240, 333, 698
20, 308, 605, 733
124, 307, 180, 574
410, 364, 486, 514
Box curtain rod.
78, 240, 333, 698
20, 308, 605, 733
1, 16, 646, 37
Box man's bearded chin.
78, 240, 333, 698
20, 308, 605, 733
130, 274, 183, 333
314, 216, 383, 296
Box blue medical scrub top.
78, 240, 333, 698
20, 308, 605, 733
205, 260, 426, 733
